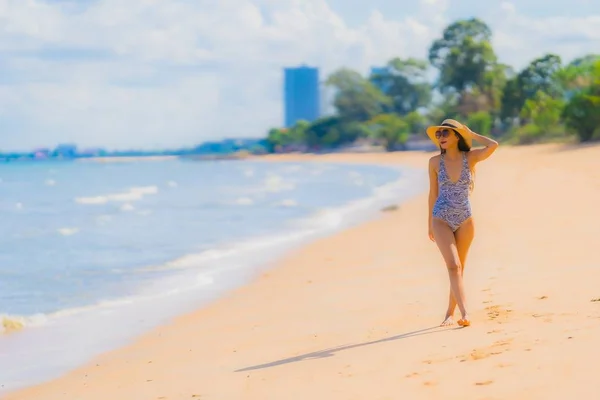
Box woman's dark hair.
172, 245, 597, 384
439, 129, 471, 154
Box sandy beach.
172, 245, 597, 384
5, 143, 600, 400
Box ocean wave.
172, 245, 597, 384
1, 167, 425, 338
0, 275, 216, 336
75, 185, 158, 205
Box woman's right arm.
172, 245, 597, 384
428, 156, 438, 242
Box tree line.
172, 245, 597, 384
266, 18, 600, 152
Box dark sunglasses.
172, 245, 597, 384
435, 129, 453, 139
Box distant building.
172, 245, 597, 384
284, 66, 320, 127
370, 66, 390, 93
53, 144, 78, 158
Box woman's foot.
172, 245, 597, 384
457, 315, 471, 327
440, 314, 454, 327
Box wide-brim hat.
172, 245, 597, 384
426, 119, 473, 148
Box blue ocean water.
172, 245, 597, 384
0, 158, 425, 392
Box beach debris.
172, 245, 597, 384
380, 204, 398, 212
591, 298, 600, 302
1, 316, 24, 334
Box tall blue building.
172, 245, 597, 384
284, 66, 320, 128
370, 66, 390, 93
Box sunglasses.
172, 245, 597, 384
435, 129, 454, 139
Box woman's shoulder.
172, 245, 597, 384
428, 154, 441, 171
429, 154, 441, 163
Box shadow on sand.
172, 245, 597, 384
235, 325, 457, 373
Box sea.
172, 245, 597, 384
0, 157, 426, 393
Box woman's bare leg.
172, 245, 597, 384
445, 218, 474, 322
432, 218, 469, 326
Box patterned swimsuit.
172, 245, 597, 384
432, 152, 472, 232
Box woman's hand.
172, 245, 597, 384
465, 125, 499, 162
428, 225, 435, 242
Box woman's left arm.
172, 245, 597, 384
468, 127, 499, 163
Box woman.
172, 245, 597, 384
426, 119, 498, 327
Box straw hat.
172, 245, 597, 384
426, 119, 473, 148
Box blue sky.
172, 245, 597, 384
1, 0, 599, 151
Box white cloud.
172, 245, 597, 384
0, 0, 599, 150
490, 3, 600, 69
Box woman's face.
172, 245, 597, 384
436, 128, 459, 149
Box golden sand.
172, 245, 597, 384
5, 143, 600, 400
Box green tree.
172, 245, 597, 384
499, 76, 523, 122
326, 69, 392, 122
369, 58, 432, 115
428, 18, 497, 94
519, 54, 563, 99
304, 116, 342, 148
501, 54, 563, 122
367, 114, 410, 151
520, 91, 564, 132
562, 93, 600, 141
265, 128, 287, 152
404, 111, 427, 133
555, 54, 600, 95
466, 111, 493, 136
561, 60, 600, 141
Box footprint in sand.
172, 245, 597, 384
531, 313, 554, 323
459, 339, 513, 362
486, 305, 513, 323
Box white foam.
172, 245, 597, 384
235, 197, 254, 205
283, 165, 302, 173
263, 174, 295, 192
276, 199, 298, 207
44, 179, 56, 186
129, 186, 158, 195
75, 185, 159, 205
57, 227, 79, 236
120, 203, 135, 212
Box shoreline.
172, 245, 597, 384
5, 144, 600, 399
1, 156, 426, 395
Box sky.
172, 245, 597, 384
1, 0, 599, 151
